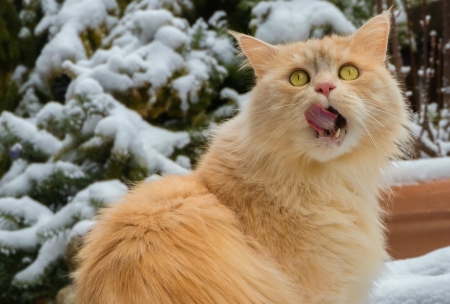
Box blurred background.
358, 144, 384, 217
0, 0, 449, 303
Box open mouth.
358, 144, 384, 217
304, 104, 347, 144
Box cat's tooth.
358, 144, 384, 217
335, 128, 341, 138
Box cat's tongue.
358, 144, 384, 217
304, 104, 337, 133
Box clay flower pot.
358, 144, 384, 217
385, 158, 450, 260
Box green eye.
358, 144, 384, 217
339, 65, 359, 80
289, 70, 309, 86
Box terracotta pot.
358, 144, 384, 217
386, 179, 450, 260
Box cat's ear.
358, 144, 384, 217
352, 12, 391, 62
229, 31, 278, 78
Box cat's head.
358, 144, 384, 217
232, 12, 411, 163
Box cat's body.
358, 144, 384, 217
75, 13, 411, 304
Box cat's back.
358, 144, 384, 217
74, 175, 299, 304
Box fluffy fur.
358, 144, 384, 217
75, 12, 411, 304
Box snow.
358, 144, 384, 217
390, 158, 450, 186
411, 104, 450, 158
208, 11, 227, 29
11, 65, 28, 86
14, 231, 69, 284
0, 162, 85, 197
250, 0, 356, 44
70, 220, 96, 239
0, 180, 127, 284
175, 155, 191, 169
0, 224, 48, 254
172, 74, 197, 113
0, 197, 52, 227
18, 27, 31, 39
0, 197, 53, 252
16, 77, 191, 178
0, 159, 28, 188
154, 25, 189, 50
15, 87, 43, 117
371, 246, 450, 304
70, 78, 191, 175
41, 2, 234, 118
37, 180, 127, 239
400, 66, 411, 74
131, 10, 173, 43
0, 111, 62, 157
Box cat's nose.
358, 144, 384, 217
315, 82, 336, 97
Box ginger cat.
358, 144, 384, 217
75, 12, 411, 304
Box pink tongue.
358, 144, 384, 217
304, 104, 337, 132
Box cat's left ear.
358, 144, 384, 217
352, 11, 391, 62
229, 31, 278, 78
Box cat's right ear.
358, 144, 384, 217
351, 11, 391, 63
229, 31, 278, 78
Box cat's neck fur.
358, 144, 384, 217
196, 106, 390, 215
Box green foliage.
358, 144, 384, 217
0, 250, 37, 304
29, 169, 92, 211
0, 1, 22, 72
0, 76, 22, 114
0, 122, 48, 164
0, 0, 45, 113
0, 256, 69, 304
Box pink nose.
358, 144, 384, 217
315, 82, 336, 97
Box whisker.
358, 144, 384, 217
355, 116, 388, 158
362, 112, 391, 144
362, 103, 397, 117
363, 111, 396, 139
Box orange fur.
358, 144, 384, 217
75, 12, 411, 304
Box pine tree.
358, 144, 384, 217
0, 76, 193, 301
0, 0, 44, 114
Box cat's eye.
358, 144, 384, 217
339, 65, 359, 80
289, 70, 310, 86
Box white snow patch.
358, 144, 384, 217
38, 180, 127, 239
14, 231, 70, 284
0, 197, 53, 227
389, 158, 450, 186
371, 246, 450, 304
70, 220, 96, 239
11, 65, 28, 86
175, 155, 191, 169
0, 159, 28, 188
0, 162, 85, 197
0, 111, 62, 157
0, 197, 53, 251
251, 0, 356, 44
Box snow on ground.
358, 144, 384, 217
371, 246, 450, 304
250, 0, 356, 44
389, 158, 450, 186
